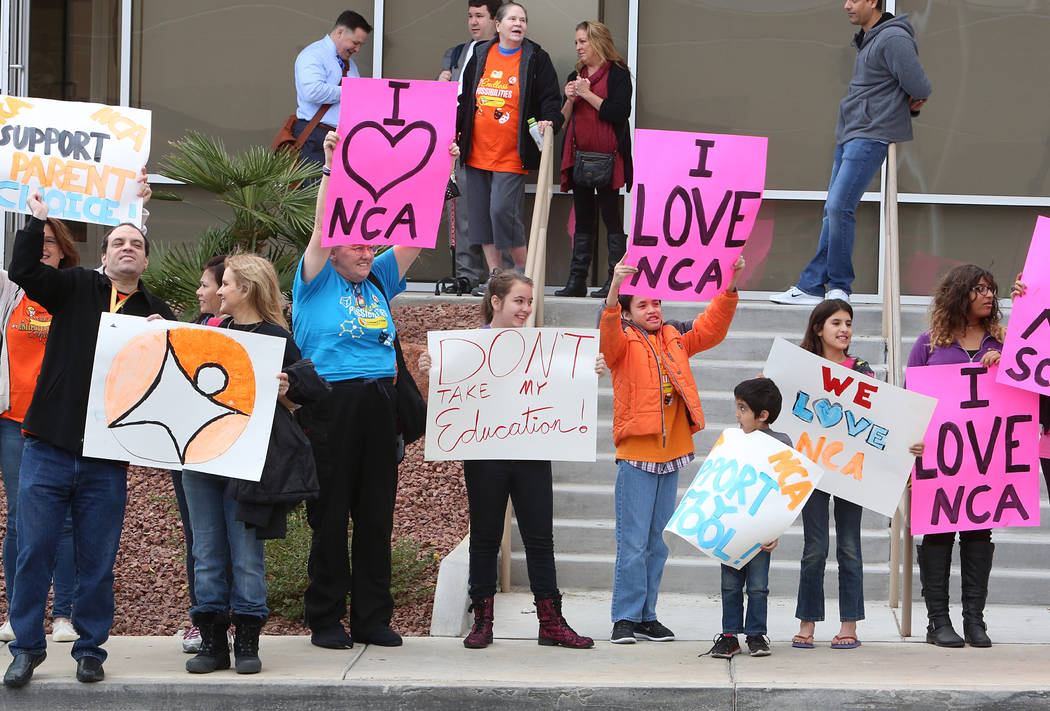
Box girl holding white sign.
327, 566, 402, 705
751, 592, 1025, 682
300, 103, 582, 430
600, 255, 744, 645
419, 271, 599, 650
907, 265, 1004, 648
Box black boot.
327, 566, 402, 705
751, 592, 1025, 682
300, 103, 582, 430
232, 613, 266, 673
960, 540, 994, 647
917, 543, 964, 648
555, 233, 592, 297
186, 611, 232, 673
591, 233, 627, 298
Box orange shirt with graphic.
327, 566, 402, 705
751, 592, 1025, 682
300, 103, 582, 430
468, 45, 526, 174
3, 293, 53, 423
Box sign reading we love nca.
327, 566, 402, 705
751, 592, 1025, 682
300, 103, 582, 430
665, 428, 823, 570
763, 338, 937, 517
424, 328, 599, 462
621, 129, 767, 301
324, 78, 457, 248
908, 363, 1041, 535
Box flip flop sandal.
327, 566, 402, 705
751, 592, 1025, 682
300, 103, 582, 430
831, 635, 861, 649
791, 634, 815, 649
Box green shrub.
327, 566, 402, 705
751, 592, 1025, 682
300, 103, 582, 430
265, 503, 440, 622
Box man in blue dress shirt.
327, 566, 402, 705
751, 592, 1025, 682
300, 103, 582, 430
293, 10, 372, 165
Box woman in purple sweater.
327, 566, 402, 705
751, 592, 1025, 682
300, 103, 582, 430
907, 264, 1004, 649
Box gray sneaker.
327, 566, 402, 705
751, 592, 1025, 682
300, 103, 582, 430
634, 619, 675, 641
610, 619, 636, 644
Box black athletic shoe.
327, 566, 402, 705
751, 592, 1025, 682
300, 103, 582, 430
610, 619, 636, 644
705, 633, 741, 659
634, 619, 675, 642
746, 634, 772, 657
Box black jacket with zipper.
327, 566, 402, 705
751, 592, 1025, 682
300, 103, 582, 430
456, 38, 564, 171
9, 217, 174, 455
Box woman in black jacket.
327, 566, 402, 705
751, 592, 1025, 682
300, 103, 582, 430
456, 2, 563, 294
555, 20, 632, 298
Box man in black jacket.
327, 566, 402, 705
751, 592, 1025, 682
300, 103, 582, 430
3, 189, 173, 689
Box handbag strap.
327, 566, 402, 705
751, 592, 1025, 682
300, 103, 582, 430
294, 59, 350, 149
365, 270, 408, 382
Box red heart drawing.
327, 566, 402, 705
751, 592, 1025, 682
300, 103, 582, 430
341, 120, 437, 201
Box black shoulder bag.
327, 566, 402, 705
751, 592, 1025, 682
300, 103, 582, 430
571, 108, 615, 189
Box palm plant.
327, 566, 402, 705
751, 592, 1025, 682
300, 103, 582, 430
142, 132, 320, 317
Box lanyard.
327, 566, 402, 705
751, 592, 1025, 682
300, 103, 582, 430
109, 284, 137, 313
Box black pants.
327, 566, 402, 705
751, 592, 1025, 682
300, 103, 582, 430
464, 459, 557, 599
292, 118, 334, 167
572, 184, 623, 235
923, 529, 992, 545
302, 379, 399, 633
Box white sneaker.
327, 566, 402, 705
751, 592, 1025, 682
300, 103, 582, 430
769, 286, 823, 305
181, 625, 202, 653
52, 618, 78, 642
826, 288, 850, 303
0, 619, 14, 642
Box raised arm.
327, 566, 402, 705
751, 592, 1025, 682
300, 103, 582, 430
9, 192, 76, 311
300, 132, 340, 284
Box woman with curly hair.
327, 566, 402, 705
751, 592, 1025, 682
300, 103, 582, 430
907, 264, 1003, 649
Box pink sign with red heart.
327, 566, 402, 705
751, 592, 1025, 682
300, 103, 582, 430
323, 78, 458, 248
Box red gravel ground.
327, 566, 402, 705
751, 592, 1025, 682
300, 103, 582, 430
0, 302, 479, 637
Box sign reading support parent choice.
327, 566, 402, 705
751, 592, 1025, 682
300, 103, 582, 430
763, 338, 937, 517
620, 129, 767, 301
424, 328, 599, 461
908, 363, 1041, 535
323, 78, 457, 249
0, 96, 151, 226
998, 216, 1050, 396
665, 428, 824, 570
82, 314, 284, 481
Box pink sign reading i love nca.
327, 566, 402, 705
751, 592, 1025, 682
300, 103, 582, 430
323, 78, 458, 248
620, 129, 767, 301
997, 216, 1050, 397
908, 363, 1041, 535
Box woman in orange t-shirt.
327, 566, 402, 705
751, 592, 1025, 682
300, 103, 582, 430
456, 2, 563, 293
0, 217, 80, 644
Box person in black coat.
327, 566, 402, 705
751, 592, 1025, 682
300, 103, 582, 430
456, 2, 563, 294
555, 20, 633, 299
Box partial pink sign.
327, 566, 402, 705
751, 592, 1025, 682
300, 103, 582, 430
620, 129, 767, 301
908, 363, 1041, 535
323, 78, 458, 248
997, 216, 1050, 397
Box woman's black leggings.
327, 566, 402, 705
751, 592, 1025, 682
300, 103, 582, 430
572, 184, 623, 235
463, 459, 557, 599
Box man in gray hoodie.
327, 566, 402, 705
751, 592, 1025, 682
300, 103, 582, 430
771, 0, 931, 305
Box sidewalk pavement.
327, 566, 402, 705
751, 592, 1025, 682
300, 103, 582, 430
3, 593, 1049, 710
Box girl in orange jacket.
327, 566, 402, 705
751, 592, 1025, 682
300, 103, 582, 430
600, 255, 744, 644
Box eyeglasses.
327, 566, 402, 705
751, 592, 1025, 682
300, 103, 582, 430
970, 284, 996, 296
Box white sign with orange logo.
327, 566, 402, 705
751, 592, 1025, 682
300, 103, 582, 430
82, 313, 284, 480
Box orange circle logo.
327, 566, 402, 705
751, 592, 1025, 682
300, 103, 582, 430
104, 328, 256, 464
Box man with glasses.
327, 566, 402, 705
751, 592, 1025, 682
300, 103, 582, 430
771, 0, 931, 305
292, 132, 423, 650
292, 10, 372, 166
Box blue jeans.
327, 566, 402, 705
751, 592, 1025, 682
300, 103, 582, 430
169, 470, 197, 608
721, 551, 771, 636
795, 489, 864, 622
181, 470, 267, 618
797, 138, 888, 296
611, 460, 679, 623
0, 418, 77, 618
9, 439, 126, 661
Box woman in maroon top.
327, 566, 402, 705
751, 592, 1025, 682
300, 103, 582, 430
555, 20, 633, 299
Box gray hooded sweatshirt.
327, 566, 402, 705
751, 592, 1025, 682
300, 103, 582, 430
835, 13, 932, 146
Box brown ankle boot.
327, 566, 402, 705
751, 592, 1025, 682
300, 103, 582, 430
535, 594, 593, 649
463, 597, 494, 649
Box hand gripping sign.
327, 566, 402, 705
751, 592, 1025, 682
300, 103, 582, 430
620, 129, 767, 302
423, 328, 599, 462
323, 78, 458, 249
763, 338, 937, 517
82, 314, 284, 481
908, 363, 1041, 535
998, 216, 1050, 397
0, 95, 150, 227
665, 428, 823, 570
